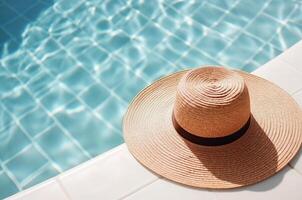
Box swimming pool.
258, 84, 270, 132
0, 0, 301, 198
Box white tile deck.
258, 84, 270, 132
8, 180, 69, 200
278, 41, 302, 74
124, 178, 216, 200
57, 144, 158, 200
7, 40, 302, 200
214, 167, 302, 200
252, 58, 302, 94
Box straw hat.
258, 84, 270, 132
123, 66, 302, 189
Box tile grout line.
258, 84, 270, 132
2, 55, 93, 160
51, 1, 139, 65
0, 100, 64, 184
240, 5, 300, 68
19, 162, 51, 188
160, 0, 269, 63
2, 46, 126, 136
28, 47, 125, 136
0, 161, 22, 191
0, 102, 63, 176
153, 1, 268, 68
26, 52, 92, 158
122, 1, 226, 68
55, 177, 73, 200
0, 1, 27, 26
162, 1, 234, 42
117, 177, 160, 200
2, 144, 34, 166
216, 0, 273, 58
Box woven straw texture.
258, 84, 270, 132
174, 67, 251, 138
123, 67, 302, 189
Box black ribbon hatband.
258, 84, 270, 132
172, 115, 251, 146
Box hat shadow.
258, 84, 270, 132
182, 115, 283, 190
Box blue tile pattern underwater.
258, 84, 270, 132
0, 0, 302, 198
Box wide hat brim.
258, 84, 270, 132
123, 69, 302, 189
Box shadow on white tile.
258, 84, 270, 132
58, 144, 159, 200
289, 91, 302, 174
289, 103, 302, 175
7, 180, 68, 200
290, 148, 302, 175
214, 166, 302, 200
124, 178, 216, 200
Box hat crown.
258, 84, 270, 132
173, 67, 251, 138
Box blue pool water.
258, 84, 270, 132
0, 0, 301, 198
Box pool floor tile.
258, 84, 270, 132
93, 30, 128, 50
76, 46, 109, 73
0, 125, 31, 162
80, 83, 110, 109
252, 44, 282, 66
169, 0, 204, 16
264, 0, 296, 21
98, 58, 130, 89
116, 39, 147, 66
131, 0, 162, 20
119, 10, 149, 36
173, 19, 206, 45
113, 73, 148, 103
176, 48, 219, 69
56, 101, 124, 156
207, 0, 238, 10
26, 71, 55, 98
136, 22, 166, 49
271, 24, 302, 51
134, 51, 177, 82
0, 172, 19, 199
195, 32, 229, 57
42, 50, 77, 76
246, 14, 281, 42
0, 107, 14, 131
152, 4, 185, 33
40, 82, 75, 112
220, 33, 263, 67
5, 145, 48, 183
36, 125, 89, 171
153, 36, 190, 63
0, 74, 19, 94
2, 88, 36, 118
230, 0, 267, 24
96, 97, 127, 129
22, 164, 59, 190
60, 67, 95, 94
192, 2, 225, 27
